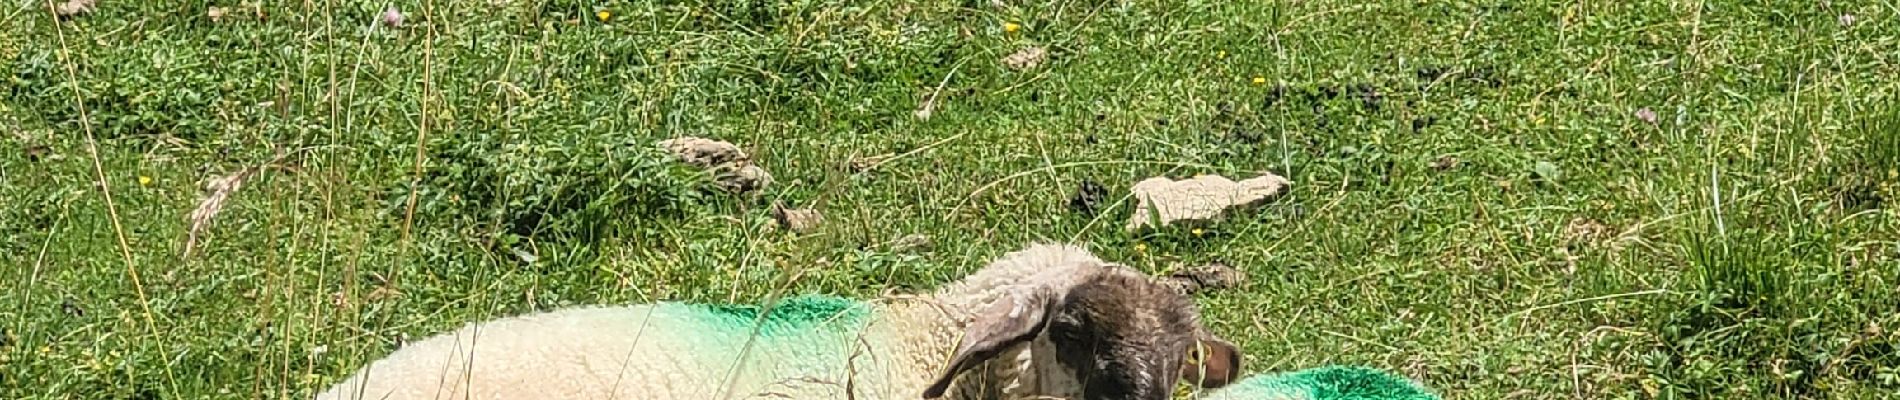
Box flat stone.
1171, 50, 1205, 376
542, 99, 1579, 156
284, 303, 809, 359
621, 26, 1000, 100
1127, 173, 1290, 231
771, 202, 823, 234
658, 136, 772, 194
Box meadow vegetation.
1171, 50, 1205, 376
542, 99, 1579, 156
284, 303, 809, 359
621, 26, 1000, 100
2, 0, 1897, 398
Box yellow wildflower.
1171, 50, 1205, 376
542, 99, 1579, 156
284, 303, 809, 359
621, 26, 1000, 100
1003, 22, 1021, 33
1217, 50, 1227, 59
1134, 243, 1148, 253
596, 9, 611, 22
1191, 228, 1205, 237
1251, 77, 1266, 85
138, 175, 152, 186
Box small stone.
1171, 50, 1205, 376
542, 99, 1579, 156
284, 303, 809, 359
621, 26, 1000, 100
53, 0, 94, 17
1431, 156, 1458, 171
658, 137, 773, 193
718, 164, 774, 193
658, 137, 749, 169
771, 202, 823, 234
1127, 172, 1291, 231
1002, 46, 1048, 71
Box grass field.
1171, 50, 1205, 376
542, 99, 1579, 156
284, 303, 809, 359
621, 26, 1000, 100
3, 0, 1899, 399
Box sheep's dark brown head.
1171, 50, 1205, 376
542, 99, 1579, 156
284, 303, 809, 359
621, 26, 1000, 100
922, 268, 1241, 400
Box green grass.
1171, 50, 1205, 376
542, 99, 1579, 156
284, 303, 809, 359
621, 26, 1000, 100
3, 0, 1898, 399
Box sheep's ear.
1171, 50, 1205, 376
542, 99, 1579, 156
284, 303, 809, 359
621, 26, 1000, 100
1181, 333, 1241, 389
921, 287, 1059, 399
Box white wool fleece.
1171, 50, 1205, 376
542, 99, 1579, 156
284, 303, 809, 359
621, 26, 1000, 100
315, 243, 1112, 400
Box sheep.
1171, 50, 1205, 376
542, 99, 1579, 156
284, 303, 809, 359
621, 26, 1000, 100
1192, 365, 1439, 400
314, 242, 1242, 400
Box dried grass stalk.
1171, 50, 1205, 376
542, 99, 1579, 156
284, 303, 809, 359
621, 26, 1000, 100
181, 150, 299, 260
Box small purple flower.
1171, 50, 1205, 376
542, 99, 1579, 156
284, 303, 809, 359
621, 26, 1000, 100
381, 5, 404, 28
1839, 14, 1856, 27
1635, 107, 1658, 124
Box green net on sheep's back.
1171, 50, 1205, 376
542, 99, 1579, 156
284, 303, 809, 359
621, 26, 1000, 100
1198, 365, 1439, 400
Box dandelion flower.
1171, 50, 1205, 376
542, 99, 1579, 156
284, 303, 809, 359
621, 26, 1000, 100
1251, 77, 1266, 85
1191, 228, 1205, 237
596, 9, 611, 22
138, 176, 152, 186
1217, 50, 1227, 59
1003, 22, 1021, 33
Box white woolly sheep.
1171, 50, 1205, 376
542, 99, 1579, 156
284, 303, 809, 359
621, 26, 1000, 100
315, 242, 1241, 400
